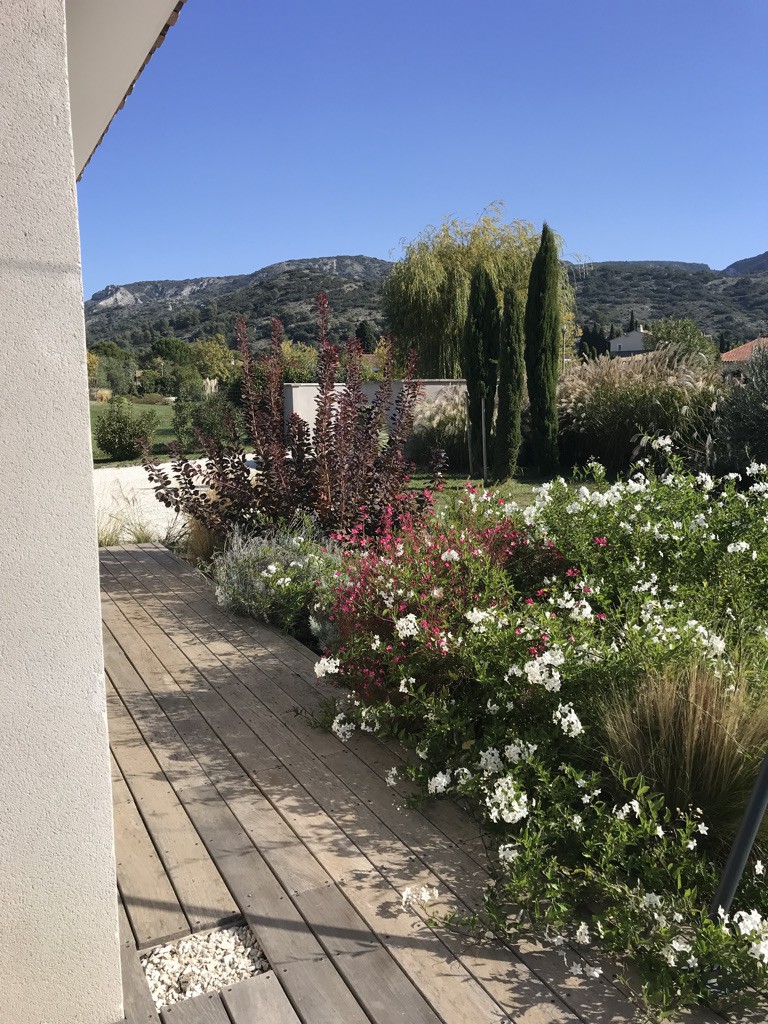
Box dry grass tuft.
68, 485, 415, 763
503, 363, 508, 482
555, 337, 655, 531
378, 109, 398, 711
181, 516, 218, 566
601, 664, 768, 849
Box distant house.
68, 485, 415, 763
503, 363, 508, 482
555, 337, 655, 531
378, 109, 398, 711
609, 326, 651, 357
721, 336, 768, 369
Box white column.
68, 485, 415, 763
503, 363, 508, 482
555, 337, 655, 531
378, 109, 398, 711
0, 1, 123, 1021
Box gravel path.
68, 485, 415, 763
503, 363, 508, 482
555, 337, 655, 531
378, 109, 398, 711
93, 461, 183, 543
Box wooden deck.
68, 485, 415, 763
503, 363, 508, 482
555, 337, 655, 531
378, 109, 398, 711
102, 544, 713, 1024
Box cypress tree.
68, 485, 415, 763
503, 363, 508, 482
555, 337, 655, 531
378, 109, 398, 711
524, 223, 561, 473
628, 309, 637, 332
493, 286, 525, 479
461, 265, 500, 470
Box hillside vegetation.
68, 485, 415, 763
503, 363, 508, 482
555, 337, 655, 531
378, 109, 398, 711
85, 253, 768, 352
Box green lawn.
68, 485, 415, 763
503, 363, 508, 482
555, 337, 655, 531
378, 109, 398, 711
90, 401, 179, 467
408, 471, 549, 507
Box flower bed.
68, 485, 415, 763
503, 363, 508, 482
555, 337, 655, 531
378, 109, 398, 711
313, 455, 768, 1019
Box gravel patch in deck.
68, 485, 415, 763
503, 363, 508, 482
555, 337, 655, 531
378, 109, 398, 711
140, 920, 268, 1009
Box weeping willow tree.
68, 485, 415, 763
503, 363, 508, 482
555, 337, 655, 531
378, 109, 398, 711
383, 204, 544, 378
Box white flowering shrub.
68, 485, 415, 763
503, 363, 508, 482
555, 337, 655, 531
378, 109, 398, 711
211, 517, 340, 640
313, 461, 768, 1018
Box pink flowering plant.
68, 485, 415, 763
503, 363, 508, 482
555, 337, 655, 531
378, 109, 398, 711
311, 455, 768, 1019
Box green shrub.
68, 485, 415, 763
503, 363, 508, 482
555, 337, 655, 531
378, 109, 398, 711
133, 392, 169, 405
94, 397, 157, 461
211, 518, 340, 642
172, 398, 195, 452
192, 394, 243, 446
557, 348, 723, 475
281, 339, 318, 383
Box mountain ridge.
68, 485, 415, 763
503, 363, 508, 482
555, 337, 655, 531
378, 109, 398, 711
84, 251, 768, 349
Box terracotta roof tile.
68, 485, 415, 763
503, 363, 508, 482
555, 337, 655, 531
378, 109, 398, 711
721, 337, 768, 362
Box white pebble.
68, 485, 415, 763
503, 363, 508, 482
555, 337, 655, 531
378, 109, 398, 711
140, 920, 267, 1008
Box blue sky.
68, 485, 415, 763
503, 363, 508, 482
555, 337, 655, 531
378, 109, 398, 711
77, 0, 768, 299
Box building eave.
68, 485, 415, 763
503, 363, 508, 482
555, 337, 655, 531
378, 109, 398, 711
66, 0, 188, 180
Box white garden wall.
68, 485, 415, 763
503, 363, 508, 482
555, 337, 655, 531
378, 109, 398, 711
283, 379, 467, 434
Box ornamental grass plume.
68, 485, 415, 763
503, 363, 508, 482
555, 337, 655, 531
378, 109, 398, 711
601, 663, 768, 852
557, 346, 724, 476
408, 385, 468, 472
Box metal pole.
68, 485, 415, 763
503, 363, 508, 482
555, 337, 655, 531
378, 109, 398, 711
709, 749, 768, 918
561, 324, 567, 373
481, 396, 488, 486
465, 391, 473, 478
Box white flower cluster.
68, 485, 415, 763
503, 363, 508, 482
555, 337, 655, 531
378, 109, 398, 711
685, 619, 727, 659
465, 607, 494, 633
331, 713, 355, 742
650, 435, 674, 452
315, 656, 340, 678
427, 770, 452, 794
614, 799, 641, 820
504, 738, 538, 763
478, 747, 504, 773
485, 774, 529, 824
395, 614, 419, 639
506, 645, 565, 693
440, 549, 460, 562
553, 702, 583, 737
498, 843, 519, 865
733, 910, 768, 964
726, 540, 756, 559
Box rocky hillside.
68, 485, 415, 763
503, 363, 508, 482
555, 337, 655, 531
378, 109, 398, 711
722, 250, 768, 277
85, 256, 394, 348
85, 252, 768, 351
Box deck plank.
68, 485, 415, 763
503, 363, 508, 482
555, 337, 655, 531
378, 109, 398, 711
221, 971, 301, 1024
159, 992, 229, 1024
108, 688, 240, 934
112, 760, 189, 950
119, 903, 160, 1024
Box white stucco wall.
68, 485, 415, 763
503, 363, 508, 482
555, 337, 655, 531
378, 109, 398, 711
0, 2, 123, 1021
284, 379, 467, 433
